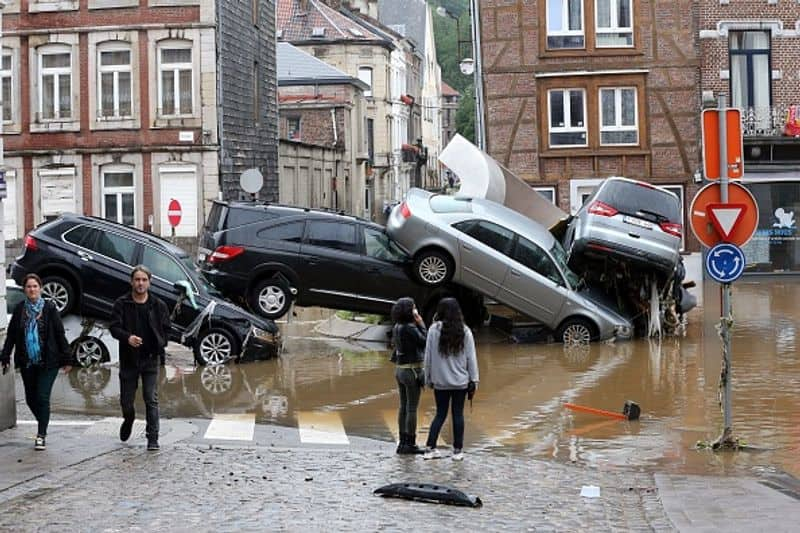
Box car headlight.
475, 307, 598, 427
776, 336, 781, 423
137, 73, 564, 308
251, 327, 276, 343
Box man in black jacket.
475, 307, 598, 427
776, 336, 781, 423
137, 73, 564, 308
110, 265, 170, 451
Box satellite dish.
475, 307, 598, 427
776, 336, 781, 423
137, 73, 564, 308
240, 168, 264, 194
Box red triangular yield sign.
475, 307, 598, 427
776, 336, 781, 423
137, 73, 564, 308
707, 203, 747, 239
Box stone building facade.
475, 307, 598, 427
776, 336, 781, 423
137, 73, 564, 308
477, 1, 701, 248
1, 0, 277, 245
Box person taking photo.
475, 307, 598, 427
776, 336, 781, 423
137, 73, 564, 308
390, 297, 427, 455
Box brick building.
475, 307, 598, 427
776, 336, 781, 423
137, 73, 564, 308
1, 0, 277, 245
476, 1, 701, 248
700, 1, 800, 272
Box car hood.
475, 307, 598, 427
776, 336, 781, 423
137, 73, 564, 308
439, 134, 570, 236
204, 294, 279, 333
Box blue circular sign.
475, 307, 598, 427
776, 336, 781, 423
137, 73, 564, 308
705, 243, 745, 283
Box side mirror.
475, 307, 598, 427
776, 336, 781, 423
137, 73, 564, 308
173, 280, 199, 310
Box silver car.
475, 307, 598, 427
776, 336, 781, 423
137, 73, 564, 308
386, 188, 632, 343
563, 177, 682, 276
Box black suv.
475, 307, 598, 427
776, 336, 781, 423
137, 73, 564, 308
198, 201, 484, 325
10, 214, 281, 365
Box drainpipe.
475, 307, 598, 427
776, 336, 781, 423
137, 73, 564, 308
469, 0, 486, 150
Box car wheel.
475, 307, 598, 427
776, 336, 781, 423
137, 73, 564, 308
41, 275, 75, 315
413, 250, 453, 286
72, 337, 109, 367
194, 328, 238, 366
556, 318, 595, 345
249, 278, 292, 320
68, 366, 111, 394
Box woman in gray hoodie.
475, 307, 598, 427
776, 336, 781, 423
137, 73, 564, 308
423, 298, 479, 461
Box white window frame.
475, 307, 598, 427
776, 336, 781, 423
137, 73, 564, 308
101, 164, 136, 226
599, 86, 638, 146
546, 0, 585, 49
1, 49, 13, 124
157, 40, 194, 117
548, 88, 587, 148
534, 186, 557, 204
38, 44, 72, 121
97, 43, 132, 120
358, 66, 373, 98
595, 0, 634, 48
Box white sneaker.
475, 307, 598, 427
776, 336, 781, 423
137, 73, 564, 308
452, 450, 464, 461
423, 448, 444, 460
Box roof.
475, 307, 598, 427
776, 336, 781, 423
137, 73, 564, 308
441, 82, 460, 97
277, 42, 369, 89
378, 0, 427, 54
277, 0, 390, 47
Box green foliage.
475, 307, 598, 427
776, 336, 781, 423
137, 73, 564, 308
456, 86, 475, 143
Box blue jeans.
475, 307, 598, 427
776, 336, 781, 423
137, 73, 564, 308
20, 365, 60, 437
426, 388, 468, 451
395, 367, 423, 437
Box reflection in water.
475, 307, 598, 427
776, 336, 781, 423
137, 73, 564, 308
40, 280, 800, 477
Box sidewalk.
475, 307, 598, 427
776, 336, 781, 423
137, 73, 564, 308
2, 414, 799, 532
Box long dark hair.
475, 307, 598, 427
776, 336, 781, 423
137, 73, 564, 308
436, 297, 465, 356
391, 297, 415, 324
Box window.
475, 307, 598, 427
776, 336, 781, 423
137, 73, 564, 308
548, 89, 587, 147
599, 87, 637, 145
595, 0, 632, 47
92, 232, 137, 264
1, 51, 12, 123
258, 221, 305, 243
40, 167, 77, 222
39, 46, 72, 120
143, 247, 191, 285
102, 166, 135, 226
364, 227, 407, 261
158, 42, 193, 116
358, 67, 373, 97
64, 225, 95, 248
287, 116, 300, 140
98, 45, 132, 119
534, 186, 556, 204
730, 31, 770, 129
453, 220, 516, 256
547, 0, 584, 49
512, 236, 564, 285
306, 220, 358, 253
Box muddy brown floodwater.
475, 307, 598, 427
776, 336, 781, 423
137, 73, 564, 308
44, 279, 800, 477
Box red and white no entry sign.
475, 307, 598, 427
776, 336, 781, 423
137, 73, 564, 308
167, 199, 182, 227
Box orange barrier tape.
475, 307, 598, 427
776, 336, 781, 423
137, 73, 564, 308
564, 403, 628, 420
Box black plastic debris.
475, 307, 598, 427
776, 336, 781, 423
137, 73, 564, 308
623, 400, 641, 421
374, 483, 482, 508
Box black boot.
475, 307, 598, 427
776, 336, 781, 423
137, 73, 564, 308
397, 433, 425, 455
396, 433, 407, 454
405, 433, 425, 455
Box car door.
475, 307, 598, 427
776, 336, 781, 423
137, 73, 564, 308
452, 220, 514, 298
298, 219, 363, 308
359, 225, 421, 312
77, 228, 139, 317
496, 235, 569, 326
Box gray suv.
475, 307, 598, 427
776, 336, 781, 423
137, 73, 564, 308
386, 189, 632, 343
563, 177, 682, 276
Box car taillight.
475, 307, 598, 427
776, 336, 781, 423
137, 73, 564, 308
660, 222, 683, 238
399, 202, 412, 219
208, 245, 245, 263
587, 201, 618, 217
24, 234, 38, 251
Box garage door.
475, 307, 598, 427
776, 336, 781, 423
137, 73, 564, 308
159, 165, 198, 237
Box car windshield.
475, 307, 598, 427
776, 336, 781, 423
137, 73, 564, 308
549, 241, 581, 289
180, 255, 221, 296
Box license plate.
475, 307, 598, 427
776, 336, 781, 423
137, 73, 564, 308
623, 215, 652, 230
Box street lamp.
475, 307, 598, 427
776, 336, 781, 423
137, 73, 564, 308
436, 6, 474, 75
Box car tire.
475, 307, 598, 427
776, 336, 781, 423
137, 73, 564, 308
413, 250, 453, 287
72, 337, 109, 367
194, 327, 238, 366
41, 275, 75, 315
249, 278, 292, 320
555, 317, 596, 345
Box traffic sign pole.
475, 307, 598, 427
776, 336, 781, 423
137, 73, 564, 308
715, 94, 735, 449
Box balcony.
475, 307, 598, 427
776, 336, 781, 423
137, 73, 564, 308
742, 105, 800, 167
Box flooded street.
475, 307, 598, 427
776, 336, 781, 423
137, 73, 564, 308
39, 279, 800, 478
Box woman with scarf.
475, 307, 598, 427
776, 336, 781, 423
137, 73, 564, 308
1, 273, 72, 450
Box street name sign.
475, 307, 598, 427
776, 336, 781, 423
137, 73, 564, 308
705, 243, 745, 283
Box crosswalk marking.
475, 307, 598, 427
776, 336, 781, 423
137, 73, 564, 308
297, 411, 349, 445
18, 420, 94, 427
204, 413, 256, 441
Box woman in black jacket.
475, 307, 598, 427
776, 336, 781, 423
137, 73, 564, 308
1, 273, 72, 450
390, 297, 427, 455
